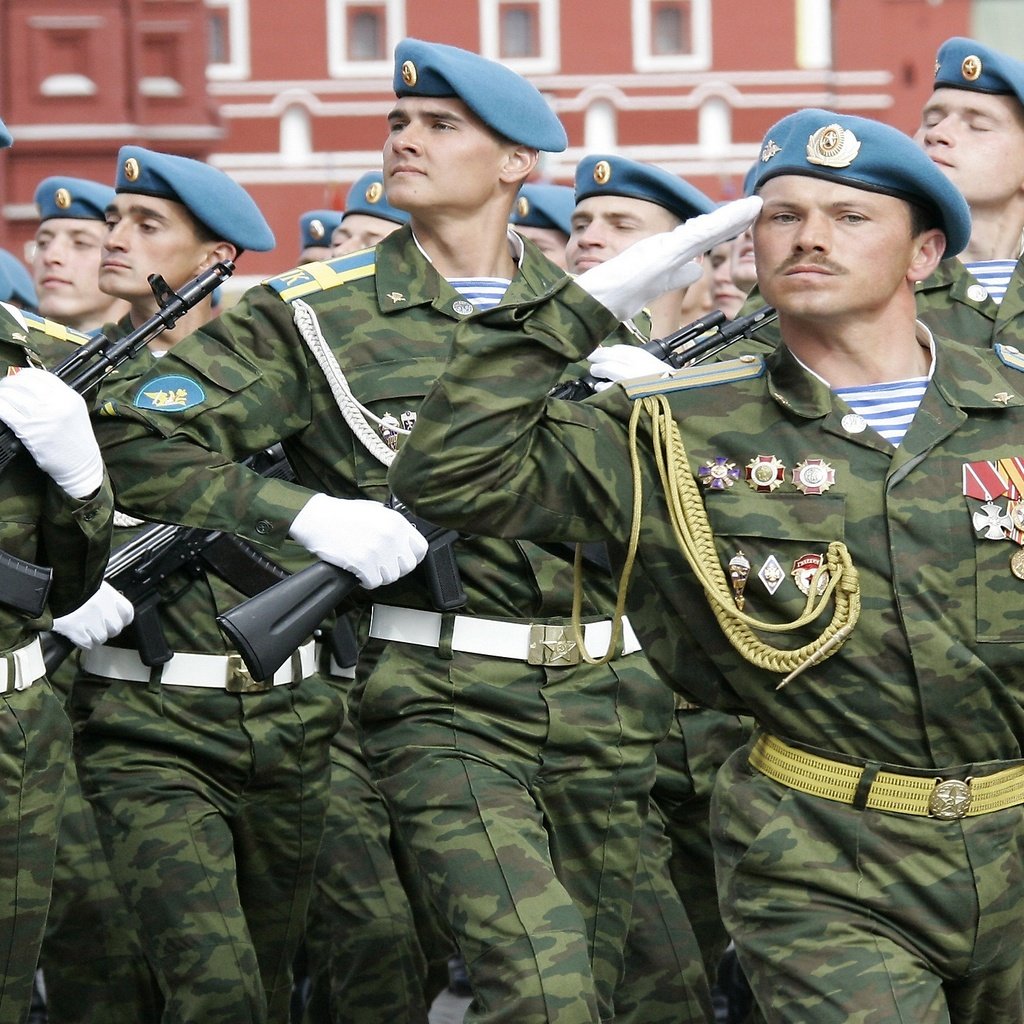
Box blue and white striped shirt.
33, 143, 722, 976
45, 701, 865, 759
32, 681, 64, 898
833, 378, 929, 447
964, 259, 1017, 304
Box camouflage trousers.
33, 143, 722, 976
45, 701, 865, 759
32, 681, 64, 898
39, 758, 163, 1023
0, 681, 70, 1024
712, 742, 1024, 1024
351, 639, 673, 1024
71, 671, 341, 1024
302, 697, 451, 1024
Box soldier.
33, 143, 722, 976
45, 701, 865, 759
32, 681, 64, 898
31, 177, 129, 332
509, 182, 575, 270
568, 154, 715, 338
0, 114, 116, 1024
914, 37, 1024, 347
299, 168, 449, 1024
390, 108, 1024, 1024
299, 210, 345, 262
66, 146, 353, 1024
91, 38, 687, 1024
329, 172, 410, 256
561, 155, 751, 1017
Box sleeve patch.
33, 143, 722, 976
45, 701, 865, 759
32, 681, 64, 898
133, 374, 207, 411
995, 343, 1024, 373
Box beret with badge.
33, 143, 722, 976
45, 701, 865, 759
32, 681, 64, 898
511, 183, 575, 236
115, 145, 275, 252
35, 176, 115, 224
393, 38, 567, 153
751, 108, 972, 257
933, 36, 1024, 109
299, 210, 345, 252
574, 154, 716, 224
343, 172, 410, 225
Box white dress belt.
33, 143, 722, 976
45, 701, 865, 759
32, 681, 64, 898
368, 604, 642, 666
81, 640, 317, 692
0, 637, 46, 694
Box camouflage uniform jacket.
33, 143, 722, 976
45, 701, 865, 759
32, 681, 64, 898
0, 303, 114, 652
94, 318, 314, 654
914, 254, 1024, 350
94, 227, 630, 622
388, 279, 1024, 770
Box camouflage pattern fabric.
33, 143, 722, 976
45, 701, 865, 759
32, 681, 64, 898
301, 686, 451, 1024
72, 325, 340, 1024
92, 230, 698, 1023
0, 305, 113, 1024
386, 279, 1024, 1022
914, 255, 1024, 349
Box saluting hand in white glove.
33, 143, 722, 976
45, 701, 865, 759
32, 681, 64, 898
575, 196, 763, 322
587, 345, 672, 390
0, 368, 104, 498
51, 582, 135, 649
289, 493, 429, 589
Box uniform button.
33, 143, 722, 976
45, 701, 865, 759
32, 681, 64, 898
255, 520, 272, 535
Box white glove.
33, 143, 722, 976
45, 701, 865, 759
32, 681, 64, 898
588, 344, 672, 390
575, 196, 763, 321
0, 368, 104, 498
289, 493, 429, 589
51, 582, 135, 649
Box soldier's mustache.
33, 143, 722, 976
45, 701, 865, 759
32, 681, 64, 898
779, 256, 845, 274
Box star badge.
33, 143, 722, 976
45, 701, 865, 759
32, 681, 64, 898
698, 457, 740, 490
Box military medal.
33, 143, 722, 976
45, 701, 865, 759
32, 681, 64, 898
1011, 548, 1024, 581
401, 410, 417, 432
792, 458, 835, 495
792, 553, 827, 596
972, 502, 1011, 540
728, 552, 751, 610
379, 411, 401, 451
745, 455, 785, 492
758, 554, 785, 595
963, 460, 1008, 501
699, 457, 740, 490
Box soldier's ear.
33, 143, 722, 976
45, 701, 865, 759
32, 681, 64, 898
199, 240, 238, 274
908, 227, 945, 284
500, 145, 539, 187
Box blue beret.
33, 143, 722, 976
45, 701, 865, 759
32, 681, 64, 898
0, 250, 37, 309
752, 109, 971, 257
35, 176, 114, 223
393, 38, 567, 152
574, 155, 716, 223
934, 37, 1024, 110
115, 146, 275, 252
0, 117, 11, 149
299, 210, 344, 251
511, 184, 575, 236
343, 172, 410, 225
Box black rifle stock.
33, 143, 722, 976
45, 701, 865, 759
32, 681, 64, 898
217, 508, 464, 683
1, 260, 235, 618
41, 445, 292, 677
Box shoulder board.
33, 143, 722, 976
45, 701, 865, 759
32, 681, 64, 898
994, 343, 1024, 373
624, 354, 766, 401
264, 248, 377, 303
18, 310, 92, 346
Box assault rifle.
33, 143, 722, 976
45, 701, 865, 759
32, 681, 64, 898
549, 305, 777, 402
1, 260, 235, 618
216, 498, 465, 683
42, 443, 290, 676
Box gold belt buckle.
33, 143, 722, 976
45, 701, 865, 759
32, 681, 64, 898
928, 778, 972, 820
527, 624, 580, 667
225, 653, 273, 694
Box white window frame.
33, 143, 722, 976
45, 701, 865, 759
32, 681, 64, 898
205, 0, 250, 81
327, 0, 405, 78
631, 0, 710, 72
479, 0, 559, 75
